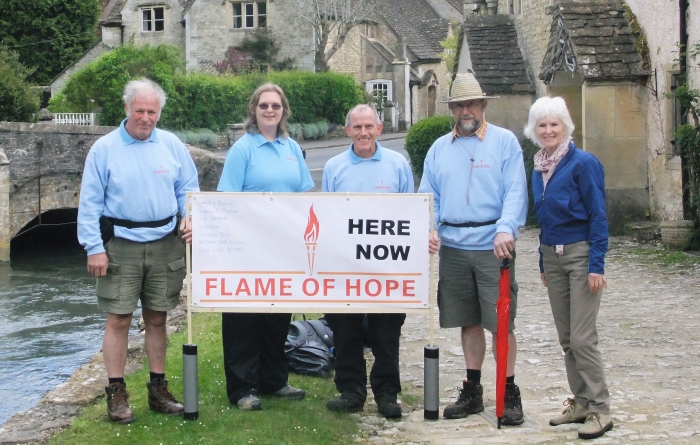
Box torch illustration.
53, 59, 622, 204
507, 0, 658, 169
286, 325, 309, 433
303, 205, 320, 275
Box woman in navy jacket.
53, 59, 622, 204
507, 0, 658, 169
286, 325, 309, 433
525, 96, 612, 440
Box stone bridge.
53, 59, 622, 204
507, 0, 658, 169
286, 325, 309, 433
0, 122, 224, 261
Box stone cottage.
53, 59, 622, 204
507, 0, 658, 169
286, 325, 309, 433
453, 0, 699, 229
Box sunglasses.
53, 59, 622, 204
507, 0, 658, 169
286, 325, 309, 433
258, 103, 282, 110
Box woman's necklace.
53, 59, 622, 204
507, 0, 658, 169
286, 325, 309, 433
456, 137, 478, 205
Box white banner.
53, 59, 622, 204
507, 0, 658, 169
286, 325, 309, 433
189, 192, 432, 313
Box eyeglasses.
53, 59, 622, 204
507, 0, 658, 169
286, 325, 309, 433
258, 103, 282, 110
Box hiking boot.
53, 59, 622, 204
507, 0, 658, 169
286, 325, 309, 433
146, 379, 184, 415
326, 394, 364, 413
443, 380, 484, 419
501, 382, 524, 426
237, 394, 263, 411
105, 382, 135, 424
271, 384, 306, 400
578, 412, 613, 440
549, 398, 587, 426
376, 395, 402, 419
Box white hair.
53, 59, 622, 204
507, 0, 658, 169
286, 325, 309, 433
345, 104, 382, 127
524, 96, 575, 148
123, 78, 167, 116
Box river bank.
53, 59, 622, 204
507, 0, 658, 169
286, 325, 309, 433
0, 303, 186, 445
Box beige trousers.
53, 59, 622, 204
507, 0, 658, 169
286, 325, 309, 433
542, 241, 610, 414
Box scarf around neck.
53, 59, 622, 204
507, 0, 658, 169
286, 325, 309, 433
533, 137, 570, 189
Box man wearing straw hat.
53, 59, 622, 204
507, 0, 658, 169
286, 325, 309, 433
418, 72, 527, 424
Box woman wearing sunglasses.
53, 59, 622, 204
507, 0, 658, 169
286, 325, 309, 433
217, 83, 314, 411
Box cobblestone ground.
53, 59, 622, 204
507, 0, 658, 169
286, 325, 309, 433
355, 228, 700, 444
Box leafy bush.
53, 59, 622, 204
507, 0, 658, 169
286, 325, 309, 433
405, 115, 455, 176
46, 92, 74, 113
520, 138, 540, 225
315, 121, 329, 138
57, 44, 184, 125
55, 46, 363, 129
0, 47, 40, 122
168, 128, 219, 147
287, 123, 303, 140
269, 71, 363, 124
302, 123, 319, 140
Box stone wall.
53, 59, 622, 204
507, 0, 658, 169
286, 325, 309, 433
184, 0, 314, 72
121, 0, 186, 53
625, 0, 684, 221
0, 123, 224, 261
328, 26, 363, 82
486, 94, 533, 139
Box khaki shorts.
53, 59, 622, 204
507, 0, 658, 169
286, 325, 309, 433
96, 234, 186, 314
437, 245, 518, 333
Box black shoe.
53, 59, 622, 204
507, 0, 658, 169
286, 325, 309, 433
501, 382, 524, 426
443, 380, 484, 419
327, 394, 364, 413
376, 395, 402, 419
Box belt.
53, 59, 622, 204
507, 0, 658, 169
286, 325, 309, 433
106, 215, 175, 229
440, 219, 498, 228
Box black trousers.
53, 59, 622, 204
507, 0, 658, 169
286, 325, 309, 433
222, 312, 291, 404
325, 313, 406, 402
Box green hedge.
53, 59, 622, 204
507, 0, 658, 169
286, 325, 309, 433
49, 45, 365, 130
405, 115, 455, 177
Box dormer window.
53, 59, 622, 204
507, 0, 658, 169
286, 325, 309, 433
232, 2, 267, 29
142, 7, 165, 32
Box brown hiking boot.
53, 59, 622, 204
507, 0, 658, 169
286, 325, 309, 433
105, 382, 135, 424
146, 379, 184, 415
443, 380, 484, 419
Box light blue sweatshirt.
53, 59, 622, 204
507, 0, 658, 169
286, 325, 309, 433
322, 142, 414, 193
217, 132, 313, 193
418, 124, 527, 250
77, 119, 200, 255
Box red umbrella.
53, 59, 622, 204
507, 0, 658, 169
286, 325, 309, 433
495, 258, 511, 429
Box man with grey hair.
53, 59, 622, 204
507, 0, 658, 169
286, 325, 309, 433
419, 72, 527, 424
322, 104, 414, 418
78, 78, 199, 424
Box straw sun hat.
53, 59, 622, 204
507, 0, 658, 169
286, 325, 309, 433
442, 72, 497, 103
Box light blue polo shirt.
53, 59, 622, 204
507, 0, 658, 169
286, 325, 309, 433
77, 119, 200, 255
322, 142, 414, 193
217, 132, 314, 192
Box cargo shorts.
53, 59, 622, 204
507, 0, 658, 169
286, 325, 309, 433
437, 245, 518, 333
96, 234, 186, 314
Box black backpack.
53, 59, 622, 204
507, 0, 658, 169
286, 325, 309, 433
284, 318, 335, 378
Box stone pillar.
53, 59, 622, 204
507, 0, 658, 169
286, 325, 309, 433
383, 101, 396, 132
485, 0, 497, 15
0, 147, 10, 262
227, 123, 245, 146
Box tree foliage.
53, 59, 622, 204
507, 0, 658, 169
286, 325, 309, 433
50, 44, 184, 125
293, 0, 375, 72
214, 28, 295, 74
0, 0, 100, 85
0, 47, 40, 122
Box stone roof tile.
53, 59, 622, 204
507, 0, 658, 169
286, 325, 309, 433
539, 0, 649, 82
376, 0, 449, 62
462, 14, 534, 95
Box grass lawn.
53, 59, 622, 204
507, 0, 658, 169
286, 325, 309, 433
48, 313, 366, 445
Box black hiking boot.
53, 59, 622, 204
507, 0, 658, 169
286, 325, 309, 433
443, 380, 484, 419
501, 382, 524, 426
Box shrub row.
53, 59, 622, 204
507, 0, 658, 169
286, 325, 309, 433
47, 45, 365, 130
168, 128, 219, 147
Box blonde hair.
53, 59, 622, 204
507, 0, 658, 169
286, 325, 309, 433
243, 83, 291, 138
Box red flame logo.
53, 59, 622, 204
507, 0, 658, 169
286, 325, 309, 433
304, 205, 320, 242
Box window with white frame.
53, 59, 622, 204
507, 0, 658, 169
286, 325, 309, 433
142, 7, 165, 32
366, 80, 392, 118
232, 2, 267, 29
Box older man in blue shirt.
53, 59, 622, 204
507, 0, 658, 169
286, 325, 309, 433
322, 104, 413, 419
78, 78, 199, 424
419, 73, 527, 424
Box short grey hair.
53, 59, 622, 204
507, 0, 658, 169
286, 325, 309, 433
524, 96, 575, 148
345, 104, 381, 127
123, 78, 167, 116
